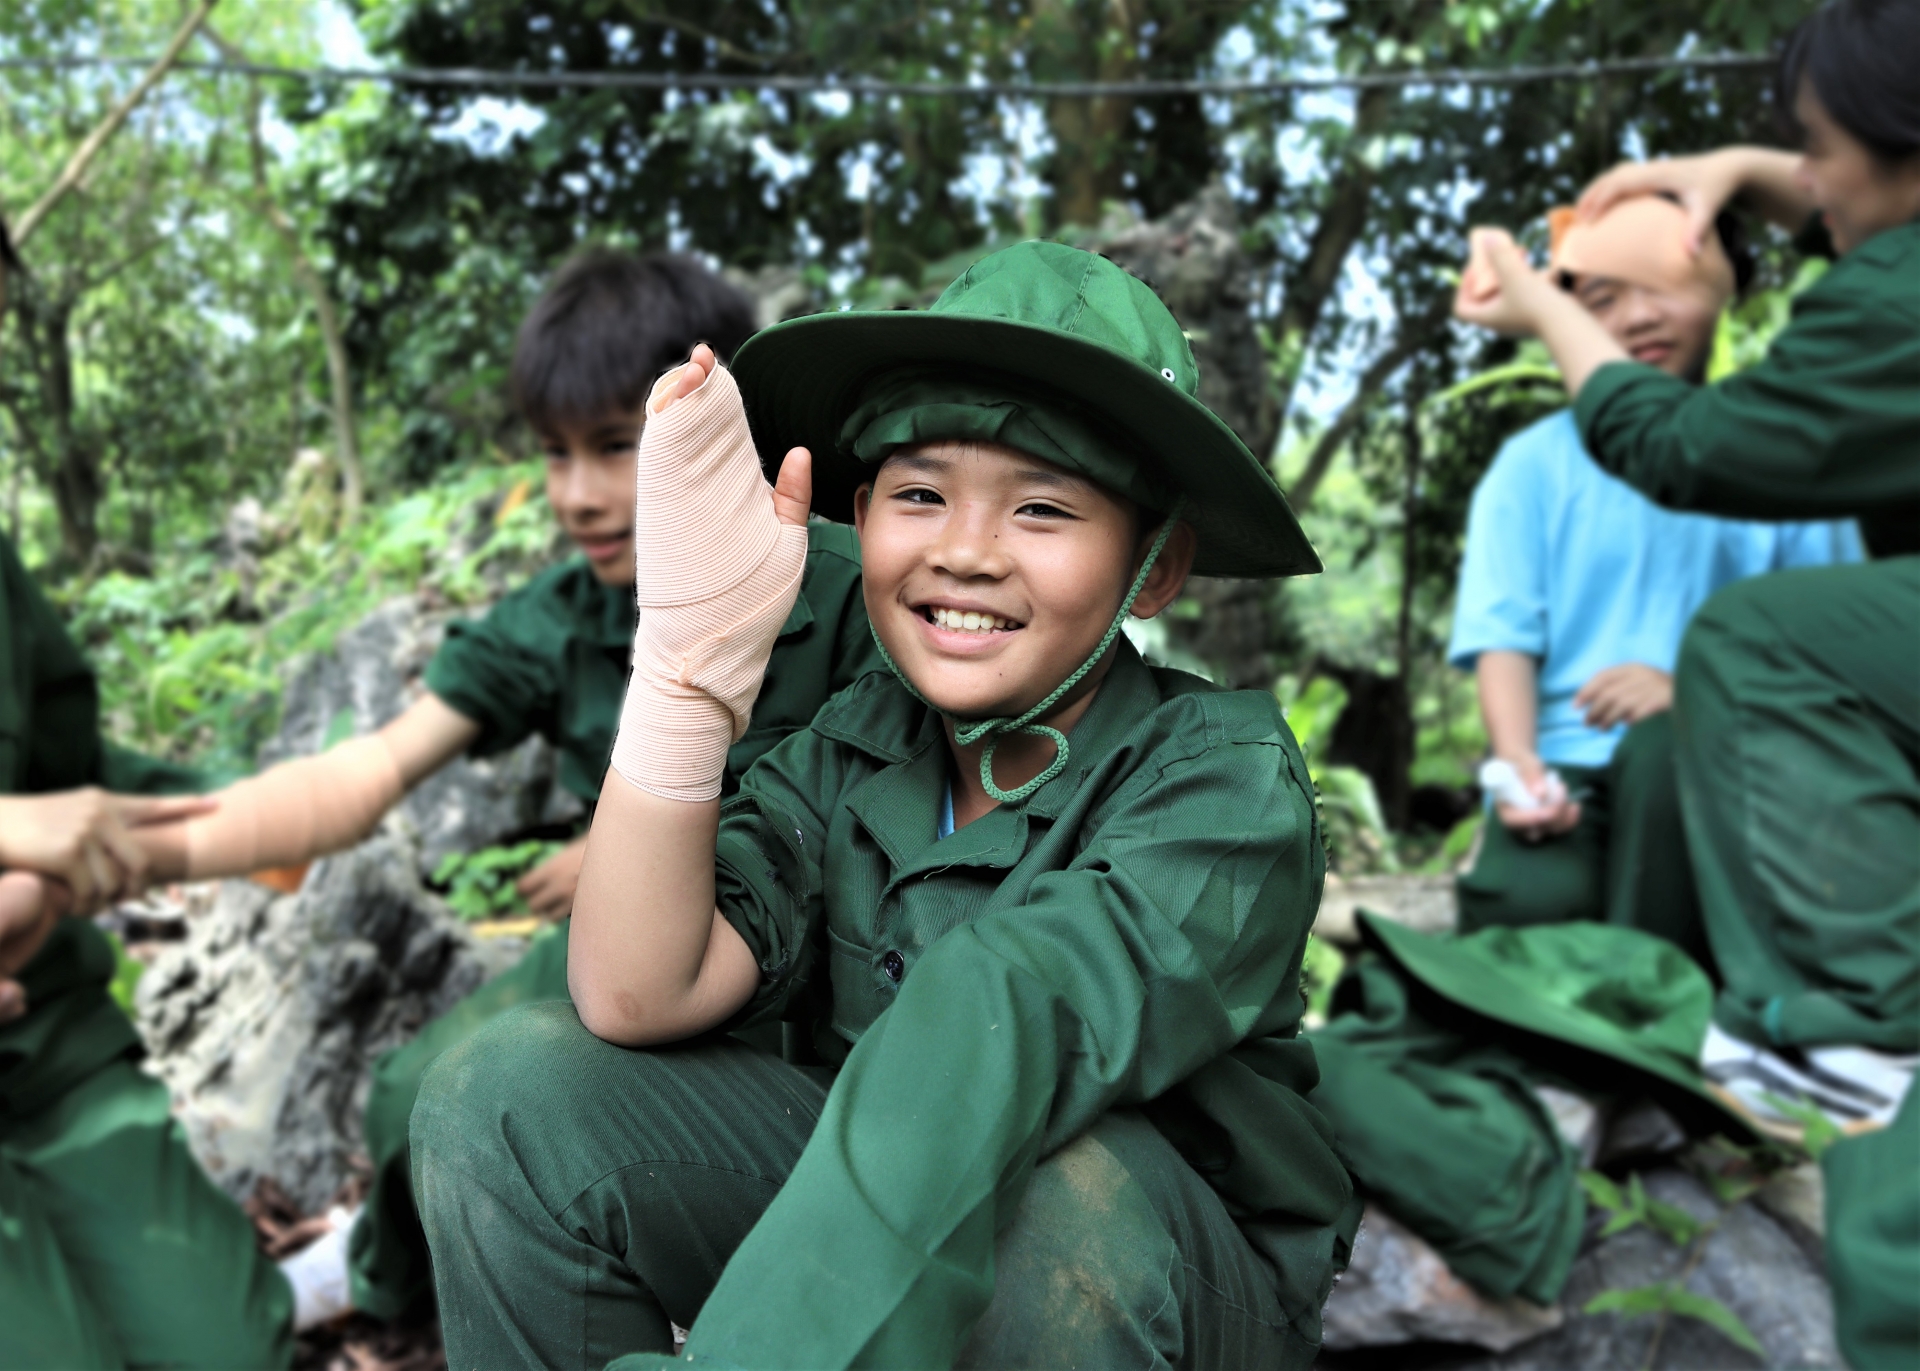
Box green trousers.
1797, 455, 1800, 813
1674, 558, 1920, 1052
1456, 710, 1707, 964
413, 1001, 1308, 1371
0, 1055, 293, 1369
1823, 1087, 1920, 1369
349, 921, 574, 1318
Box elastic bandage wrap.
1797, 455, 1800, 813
609, 364, 808, 802
182, 733, 405, 879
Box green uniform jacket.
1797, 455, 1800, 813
425, 522, 877, 800
0, 532, 205, 1122
1574, 220, 1920, 556
675, 640, 1352, 1367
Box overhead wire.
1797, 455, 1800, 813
0, 50, 1775, 99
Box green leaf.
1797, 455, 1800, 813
322, 707, 357, 751
1759, 1091, 1845, 1160
1578, 1170, 1626, 1214
1664, 1288, 1764, 1356
1644, 1196, 1709, 1248
1584, 1285, 1670, 1318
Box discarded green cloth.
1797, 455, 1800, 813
1823, 1088, 1920, 1369
1308, 958, 1585, 1303
1308, 916, 1758, 1305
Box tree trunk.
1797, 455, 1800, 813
1032, 0, 1141, 228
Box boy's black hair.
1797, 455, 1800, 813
1712, 210, 1756, 296
1777, 0, 1920, 164
512, 249, 757, 435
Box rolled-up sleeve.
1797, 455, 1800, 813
1449, 445, 1548, 671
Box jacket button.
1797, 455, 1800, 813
881, 950, 905, 982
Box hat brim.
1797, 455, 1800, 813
731, 311, 1321, 579
1360, 913, 1760, 1142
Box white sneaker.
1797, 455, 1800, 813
280, 1205, 358, 1332
1701, 1023, 1914, 1141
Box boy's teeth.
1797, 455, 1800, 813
932, 607, 1012, 632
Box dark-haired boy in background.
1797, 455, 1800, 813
138, 248, 882, 1326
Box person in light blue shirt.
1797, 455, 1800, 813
1448, 206, 1858, 952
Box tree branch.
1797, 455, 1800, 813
13, 0, 219, 249
1285, 311, 1439, 513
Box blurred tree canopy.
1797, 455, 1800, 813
0, 0, 1817, 825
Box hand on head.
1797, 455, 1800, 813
0, 789, 213, 916
1577, 154, 1740, 257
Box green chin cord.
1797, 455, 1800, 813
869, 496, 1187, 805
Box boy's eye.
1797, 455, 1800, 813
1016, 500, 1071, 519
892, 486, 945, 506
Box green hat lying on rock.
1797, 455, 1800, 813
1359, 912, 1760, 1142
731, 240, 1320, 579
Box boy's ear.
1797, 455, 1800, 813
1130, 520, 1196, 621
852, 483, 874, 535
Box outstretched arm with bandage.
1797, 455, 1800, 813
567, 345, 813, 1047
136, 694, 480, 885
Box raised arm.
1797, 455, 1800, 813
1577, 147, 1813, 247
566, 346, 814, 1046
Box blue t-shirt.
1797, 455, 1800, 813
1449, 410, 1859, 768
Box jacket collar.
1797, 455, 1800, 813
818, 638, 1164, 874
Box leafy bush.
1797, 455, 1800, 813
431, 840, 565, 922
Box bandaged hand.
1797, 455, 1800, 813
177, 734, 405, 880
609, 346, 812, 802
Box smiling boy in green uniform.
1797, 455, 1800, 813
413, 241, 1354, 1370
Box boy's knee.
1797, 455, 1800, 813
413, 1001, 591, 1157
963, 1130, 1180, 1367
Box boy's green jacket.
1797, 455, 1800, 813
642, 640, 1353, 1368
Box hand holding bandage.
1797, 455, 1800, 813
609, 348, 811, 802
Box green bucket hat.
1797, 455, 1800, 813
1358, 913, 1760, 1141
729, 240, 1320, 579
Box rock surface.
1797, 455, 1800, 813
1313, 872, 1458, 944
1321, 1167, 1840, 1370
136, 841, 520, 1213
1323, 1206, 1565, 1353
137, 592, 566, 1212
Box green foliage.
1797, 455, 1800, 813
1577, 1169, 1766, 1361
1584, 1284, 1764, 1357
1300, 935, 1346, 1027
104, 928, 143, 1016
431, 840, 565, 922
1758, 1092, 1846, 1160
1580, 1170, 1708, 1247
54, 456, 558, 770
1277, 673, 1399, 874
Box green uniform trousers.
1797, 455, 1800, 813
1674, 558, 1920, 1052
0, 1055, 293, 1369
1823, 1087, 1920, 1369
1455, 711, 1707, 965
414, 1001, 1308, 1371
350, 921, 574, 1317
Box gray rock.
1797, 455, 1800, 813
1313, 873, 1458, 944
1323, 1206, 1564, 1352
263, 594, 584, 879
1451, 1168, 1839, 1371
136, 836, 520, 1213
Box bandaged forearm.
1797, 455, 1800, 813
181, 734, 405, 879
610, 365, 808, 802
